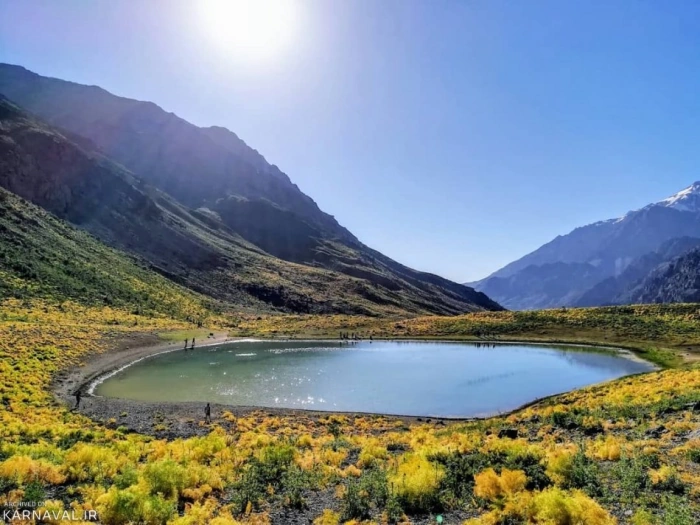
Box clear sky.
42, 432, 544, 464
2, 0, 700, 282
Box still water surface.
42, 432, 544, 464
95, 340, 654, 417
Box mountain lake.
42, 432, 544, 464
94, 340, 655, 418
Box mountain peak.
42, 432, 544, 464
655, 181, 700, 213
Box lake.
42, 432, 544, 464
94, 340, 655, 417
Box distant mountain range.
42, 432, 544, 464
469, 182, 700, 309
0, 63, 501, 315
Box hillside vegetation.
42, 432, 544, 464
0, 187, 215, 323
0, 300, 698, 524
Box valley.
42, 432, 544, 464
0, 62, 698, 525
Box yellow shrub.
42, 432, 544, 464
474, 468, 502, 501
182, 484, 213, 502
474, 468, 527, 501
0, 455, 66, 485
95, 485, 175, 525
631, 508, 654, 525
143, 459, 188, 499
590, 435, 622, 461
64, 444, 121, 482
545, 445, 577, 486
297, 434, 313, 449
168, 500, 216, 525
649, 465, 675, 485
313, 509, 340, 525
389, 454, 443, 512
532, 487, 615, 525
321, 448, 347, 467
500, 469, 528, 495
244, 512, 271, 525
344, 465, 362, 478
34, 499, 65, 525
357, 439, 389, 468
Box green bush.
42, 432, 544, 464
281, 465, 314, 509
662, 495, 694, 525
433, 450, 491, 502
23, 480, 45, 505
561, 448, 602, 497
114, 465, 139, 490
341, 468, 389, 521
230, 443, 297, 514
615, 456, 651, 500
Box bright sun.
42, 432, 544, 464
199, 0, 299, 64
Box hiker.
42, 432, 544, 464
191, 337, 196, 349
205, 402, 211, 424
74, 390, 81, 409
184, 338, 188, 350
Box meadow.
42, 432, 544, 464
0, 299, 698, 524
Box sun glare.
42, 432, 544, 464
199, 0, 299, 64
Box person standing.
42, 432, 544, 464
74, 390, 81, 409
204, 402, 211, 424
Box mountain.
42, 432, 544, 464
475, 262, 607, 311
575, 236, 700, 307
625, 246, 700, 304
472, 182, 700, 309
0, 66, 501, 315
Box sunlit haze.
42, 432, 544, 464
198, 0, 300, 65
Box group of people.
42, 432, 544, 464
339, 332, 372, 341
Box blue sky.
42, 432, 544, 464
2, 0, 700, 282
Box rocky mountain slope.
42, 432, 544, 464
472, 262, 606, 311
575, 236, 700, 306
625, 246, 700, 304
0, 68, 500, 315
471, 182, 700, 309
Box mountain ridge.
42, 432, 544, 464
0, 65, 501, 315
470, 181, 700, 309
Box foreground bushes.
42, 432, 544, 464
0, 301, 699, 524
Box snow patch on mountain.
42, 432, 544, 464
655, 181, 700, 213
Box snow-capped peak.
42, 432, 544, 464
656, 181, 700, 213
